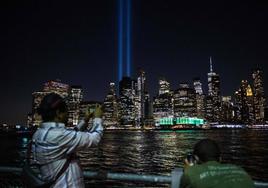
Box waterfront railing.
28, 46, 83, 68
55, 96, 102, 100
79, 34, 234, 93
0, 166, 268, 187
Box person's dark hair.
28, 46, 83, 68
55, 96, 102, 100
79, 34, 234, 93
193, 139, 221, 162
37, 93, 67, 122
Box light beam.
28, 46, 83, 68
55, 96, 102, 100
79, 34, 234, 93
126, 0, 132, 77
118, 0, 123, 83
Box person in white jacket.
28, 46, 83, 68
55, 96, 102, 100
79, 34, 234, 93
32, 93, 103, 188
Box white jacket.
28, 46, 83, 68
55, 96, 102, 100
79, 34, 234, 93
32, 118, 103, 188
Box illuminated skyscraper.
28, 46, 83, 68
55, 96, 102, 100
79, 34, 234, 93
205, 96, 214, 121
67, 86, 83, 126
43, 80, 69, 98
144, 92, 154, 125
252, 69, 266, 123
221, 96, 234, 123
159, 77, 171, 95
193, 78, 205, 118
153, 93, 173, 118
136, 70, 146, 125
246, 84, 254, 123
153, 78, 173, 122
234, 80, 255, 124
207, 57, 221, 122
173, 83, 196, 117
240, 80, 250, 123
240, 80, 254, 124
193, 77, 203, 95
233, 89, 242, 123
103, 83, 119, 127
118, 76, 135, 125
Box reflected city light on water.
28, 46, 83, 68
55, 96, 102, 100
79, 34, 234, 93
1, 129, 268, 187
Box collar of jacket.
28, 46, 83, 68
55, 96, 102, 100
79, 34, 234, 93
40, 122, 65, 128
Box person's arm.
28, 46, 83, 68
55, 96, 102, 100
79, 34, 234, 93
60, 118, 103, 154
74, 108, 94, 131
179, 158, 193, 188
63, 105, 104, 153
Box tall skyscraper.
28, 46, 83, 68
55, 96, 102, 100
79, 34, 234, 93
153, 94, 173, 118
252, 69, 266, 123
246, 84, 254, 123
234, 80, 255, 124
103, 83, 118, 127
207, 57, 221, 122
153, 78, 173, 120
193, 78, 205, 118
43, 80, 69, 98
136, 70, 146, 125
239, 80, 254, 124
221, 96, 234, 123
233, 89, 242, 123
193, 77, 203, 95
240, 80, 249, 123
67, 86, 83, 126
173, 83, 196, 117
205, 96, 214, 122
118, 76, 136, 125
159, 77, 171, 95
144, 92, 154, 125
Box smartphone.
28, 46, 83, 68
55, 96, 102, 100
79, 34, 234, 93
187, 153, 195, 166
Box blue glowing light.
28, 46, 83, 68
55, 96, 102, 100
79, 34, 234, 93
126, 0, 132, 77
118, 0, 123, 83
117, 0, 132, 83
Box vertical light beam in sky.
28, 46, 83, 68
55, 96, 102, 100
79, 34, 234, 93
118, 0, 132, 84
118, 0, 123, 83
126, 0, 132, 77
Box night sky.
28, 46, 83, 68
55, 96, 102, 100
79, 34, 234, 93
1, 1, 268, 125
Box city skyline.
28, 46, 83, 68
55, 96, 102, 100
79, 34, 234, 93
18, 66, 268, 127
25, 65, 266, 129
1, 1, 268, 124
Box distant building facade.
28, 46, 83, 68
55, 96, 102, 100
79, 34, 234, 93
153, 78, 174, 123
252, 69, 266, 123
103, 83, 119, 127
136, 70, 146, 125
207, 57, 221, 122
43, 80, 69, 98
173, 83, 196, 117
193, 78, 205, 118
67, 86, 83, 126
118, 77, 136, 125
221, 96, 234, 123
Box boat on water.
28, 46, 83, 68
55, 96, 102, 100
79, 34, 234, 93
209, 123, 247, 129
248, 124, 268, 129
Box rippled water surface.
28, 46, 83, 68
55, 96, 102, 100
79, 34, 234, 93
1, 129, 268, 187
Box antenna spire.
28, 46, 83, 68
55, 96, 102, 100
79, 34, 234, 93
210, 56, 213, 72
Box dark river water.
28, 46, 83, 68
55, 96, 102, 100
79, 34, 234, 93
0, 129, 268, 187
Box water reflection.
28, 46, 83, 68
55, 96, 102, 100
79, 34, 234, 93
0, 129, 268, 186
79, 130, 268, 182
